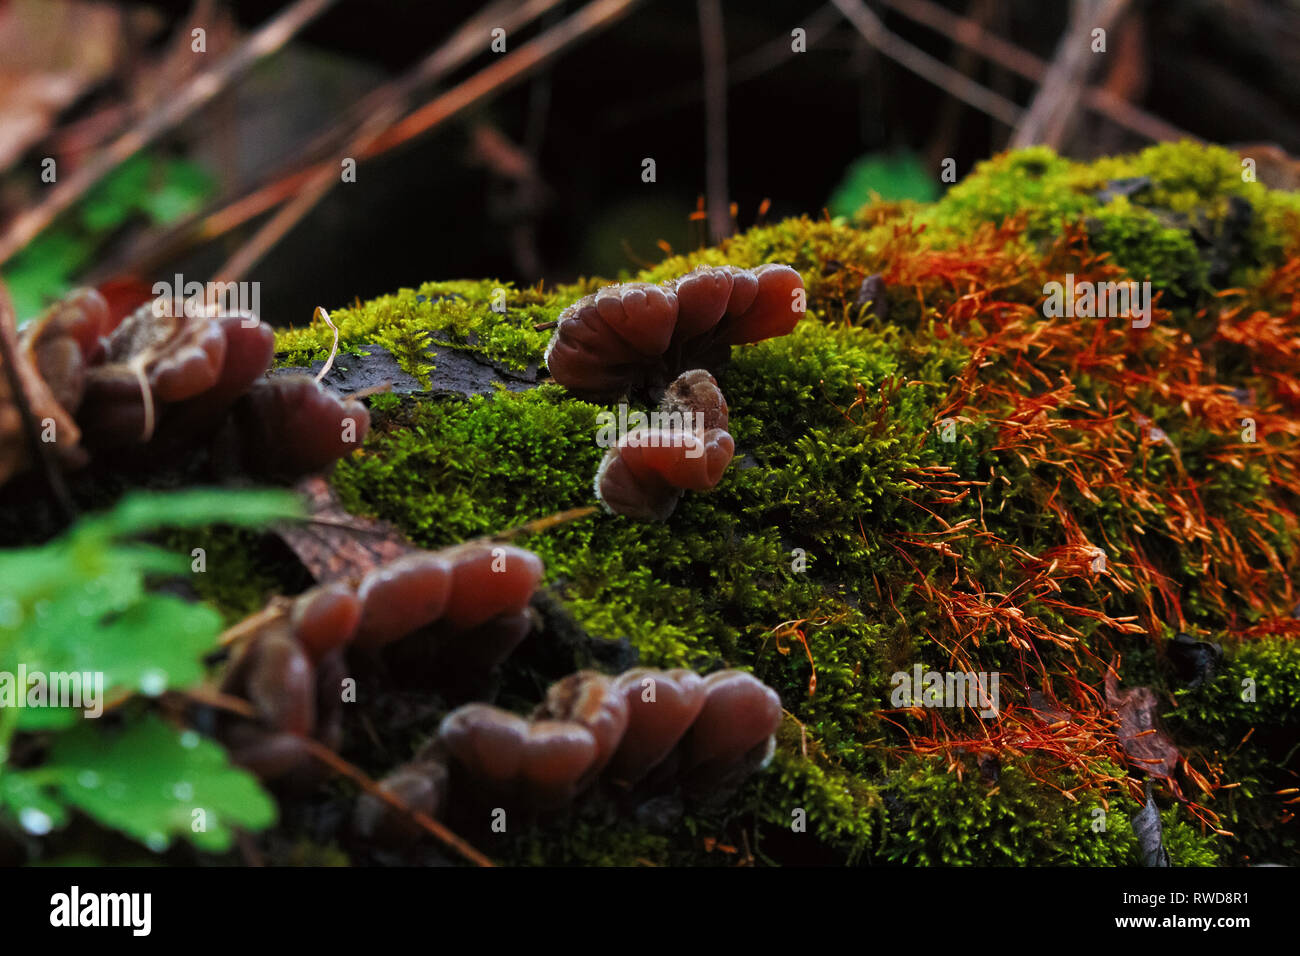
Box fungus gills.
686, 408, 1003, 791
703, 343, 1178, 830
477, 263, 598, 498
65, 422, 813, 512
595, 368, 735, 520
0, 288, 369, 487
544, 263, 804, 400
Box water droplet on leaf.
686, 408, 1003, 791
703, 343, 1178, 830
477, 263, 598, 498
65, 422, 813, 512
19, 808, 53, 835
139, 669, 168, 696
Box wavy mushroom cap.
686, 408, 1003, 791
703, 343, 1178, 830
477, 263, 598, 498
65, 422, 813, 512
593, 449, 681, 521
680, 670, 782, 771
290, 582, 363, 662
604, 667, 708, 784
438, 542, 546, 632
659, 368, 729, 431
353, 552, 454, 648
226, 627, 316, 736
439, 703, 531, 783
233, 375, 370, 478
545, 263, 804, 398
722, 263, 803, 344
534, 671, 630, 783
614, 427, 734, 491
439, 703, 598, 809
593, 368, 734, 520
519, 719, 599, 806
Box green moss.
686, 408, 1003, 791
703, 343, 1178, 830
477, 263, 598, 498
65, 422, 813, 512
878, 758, 1219, 866
1166, 637, 1300, 864
922, 140, 1300, 299
275, 279, 562, 384
238, 141, 1300, 865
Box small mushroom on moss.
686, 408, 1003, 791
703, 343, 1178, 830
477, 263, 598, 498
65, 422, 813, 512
594, 369, 734, 520
545, 263, 804, 400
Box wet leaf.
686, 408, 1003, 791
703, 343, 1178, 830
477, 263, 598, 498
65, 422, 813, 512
43, 714, 276, 852
1105, 667, 1183, 795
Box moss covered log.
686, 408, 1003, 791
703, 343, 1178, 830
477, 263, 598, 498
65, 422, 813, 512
243, 141, 1299, 866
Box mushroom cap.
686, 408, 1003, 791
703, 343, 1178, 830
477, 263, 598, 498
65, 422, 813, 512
439, 703, 531, 783
438, 703, 598, 809
659, 368, 729, 431
353, 552, 454, 648
615, 427, 734, 491
680, 670, 782, 770
438, 542, 545, 632
544, 264, 803, 399
670, 266, 733, 343
519, 719, 599, 805
233, 375, 371, 478
223, 725, 317, 782
604, 668, 707, 784
593, 448, 682, 521
535, 671, 630, 782
724, 263, 804, 344
291, 582, 363, 662
229, 627, 316, 736
593, 368, 735, 520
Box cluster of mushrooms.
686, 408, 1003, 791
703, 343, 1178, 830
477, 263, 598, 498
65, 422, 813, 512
0, 286, 368, 488
217, 542, 544, 784
3, 268, 801, 854
357, 667, 781, 842
545, 263, 804, 519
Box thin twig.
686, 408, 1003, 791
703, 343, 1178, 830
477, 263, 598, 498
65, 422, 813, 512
298, 737, 494, 867
0, 0, 338, 267
830, 0, 1022, 127
602, 4, 842, 131
208, 0, 565, 285
697, 0, 730, 244
217, 599, 289, 648
92, 0, 583, 284
0, 285, 76, 521
367, 0, 645, 157
1010, 0, 1132, 149
484, 506, 599, 543
180, 689, 494, 867
313, 307, 340, 383
879, 0, 1190, 142
212, 0, 644, 284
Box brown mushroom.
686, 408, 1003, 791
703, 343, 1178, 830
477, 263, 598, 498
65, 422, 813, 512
545, 263, 804, 400
603, 667, 708, 785
1, 288, 370, 490
594, 369, 734, 520
677, 670, 782, 795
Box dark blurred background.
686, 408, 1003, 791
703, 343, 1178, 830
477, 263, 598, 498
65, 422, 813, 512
1, 0, 1297, 325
